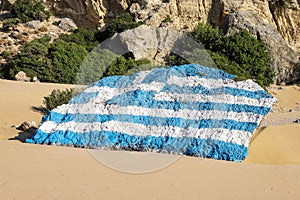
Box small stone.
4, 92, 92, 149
33, 76, 40, 83
294, 119, 300, 124
14, 71, 30, 82
58, 18, 78, 31
289, 109, 294, 112
16, 121, 37, 133
25, 20, 42, 29
280, 82, 286, 86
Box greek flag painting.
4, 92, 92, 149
26, 64, 276, 162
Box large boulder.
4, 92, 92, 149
26, 64, 276, 162
102, 25, 192, 64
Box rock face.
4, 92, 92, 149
46, 0, 128, 28
1, 0, 299, 83
42, 0, 299, 84
102, 25, 185, 64
26, 64, 277, 161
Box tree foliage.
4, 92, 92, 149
43, 89, 80, 112
167, 23, 274, 87
106, 12, 144, 35
11, 0, 50, 23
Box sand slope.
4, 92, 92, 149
0, 79, 300, 199
1, 140, 300, 200
0, 79, 72, 140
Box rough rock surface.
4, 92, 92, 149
0, 16, 69, 65
26, 64, 276, 162
42, 0, 299, 84
46, 0, 128, 28
1, 0, 299, 83
25, 20, 42, 29
58, 18, 78, 31
0, 0, 15, 11
14, 71, 30, 82
17, 121, 37, 133
102, 25, 185, 64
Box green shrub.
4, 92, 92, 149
168, 23, 274, 87
224, 30, 274, 86
76, 48, 118, 85
58, 28, 99, 52
49, 39, 89, 84
4, 36, 52, 80
1, 51, 10, 59
43, 89, 80, 112
11, 0, 50, 23
2, 18, 20, 32
103, 56, 152, 77
162, 15, 173, 23
106, 12, 144, 35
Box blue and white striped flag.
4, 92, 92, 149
27, 64, 276, 161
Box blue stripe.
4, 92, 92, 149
26, 129, 248, 162
161, 85, 272, 99
42, 111, 257, 132
142, 64, 236, 84
171, 64, 236, 79
106, 90, 271, 115
69, 92, 99, 104
88, 73, 137, 88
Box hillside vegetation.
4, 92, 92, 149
0, 2, 274, 88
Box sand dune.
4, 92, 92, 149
0, 79, 300, 199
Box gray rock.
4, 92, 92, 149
0, 0, 15, 11
294, 119, 300, 124
33, 76, 40, 83
58, 18, 78, 31
14, 71, 30, 82
102, 25, 215, 67
16, 121, 37, 133
25, 20, 42, 29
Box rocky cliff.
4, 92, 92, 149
45, 0, 300, 84
1, 0, 299, 83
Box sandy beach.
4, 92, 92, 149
0, 79, 300, 199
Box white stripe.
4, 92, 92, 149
153, 92, 276, 107
39, 121, 252, 146
167, 76, 263, 92
53, 104, 263, 123
85, 82, 165, 94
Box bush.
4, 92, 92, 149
2, 29, 99, 83
224, 30, 274, 86
75, 48, 118, 85
4, 36, 52, 80
168, 23, 274, 87
49, 39, 89, 84
1, 51, 10, 59
106, 12, 144, 35
2, 18, 20, 32
43, 89, 80, 112
103, 56, 152, 77
58, 28, 99, 52
11, 0, 50, 23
